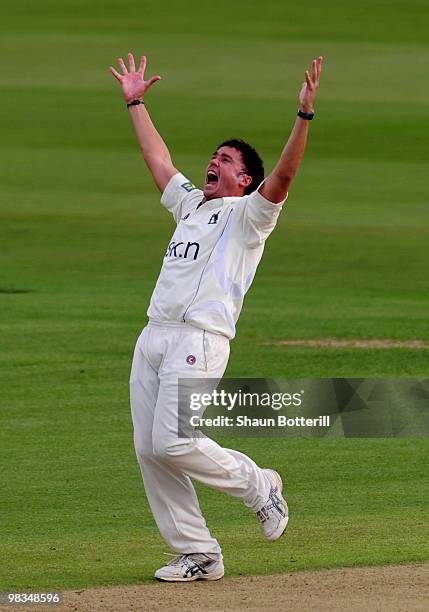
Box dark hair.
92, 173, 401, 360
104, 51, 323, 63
217, 138, 264, 195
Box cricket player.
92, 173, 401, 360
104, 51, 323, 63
110, 52, 323, 581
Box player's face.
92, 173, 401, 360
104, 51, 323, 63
203, 146, 252, 200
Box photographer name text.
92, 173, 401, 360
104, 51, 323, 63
190, 415, 330, 428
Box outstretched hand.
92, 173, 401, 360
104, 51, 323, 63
110, 53, 161, 104
299, 56, 323, 113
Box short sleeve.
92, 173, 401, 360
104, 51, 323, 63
161, 173, 203, 223
240, 184, 287, 248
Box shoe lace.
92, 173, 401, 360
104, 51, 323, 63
162, 552, 217, 569
163, 553, 187, 567
256, 506, 270, 523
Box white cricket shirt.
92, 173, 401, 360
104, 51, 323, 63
147, 173, 286, 339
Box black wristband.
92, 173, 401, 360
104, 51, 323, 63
297, 109, 315, 120
127, 99, 144, 108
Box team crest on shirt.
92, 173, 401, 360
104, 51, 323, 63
181, 181, 196, 192
186, 355, 196, 365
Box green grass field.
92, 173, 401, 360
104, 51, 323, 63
1, 0, 428, 592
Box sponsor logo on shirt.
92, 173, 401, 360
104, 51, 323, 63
208, 211, 220, 225
181, 181, 196, 192
181, 213, 190, 221
165, 241, 200, 260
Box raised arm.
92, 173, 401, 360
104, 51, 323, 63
260, 56, 323, 203
110, 53, 178, 193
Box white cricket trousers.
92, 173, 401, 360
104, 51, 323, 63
130, 320, 270, 555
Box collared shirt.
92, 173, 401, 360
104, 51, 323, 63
147, 173, 287, 339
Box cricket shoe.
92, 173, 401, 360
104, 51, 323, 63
257, 469, 289, 541
154, 553, 224, 582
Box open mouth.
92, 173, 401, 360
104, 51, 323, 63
206, 170, 219, 186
